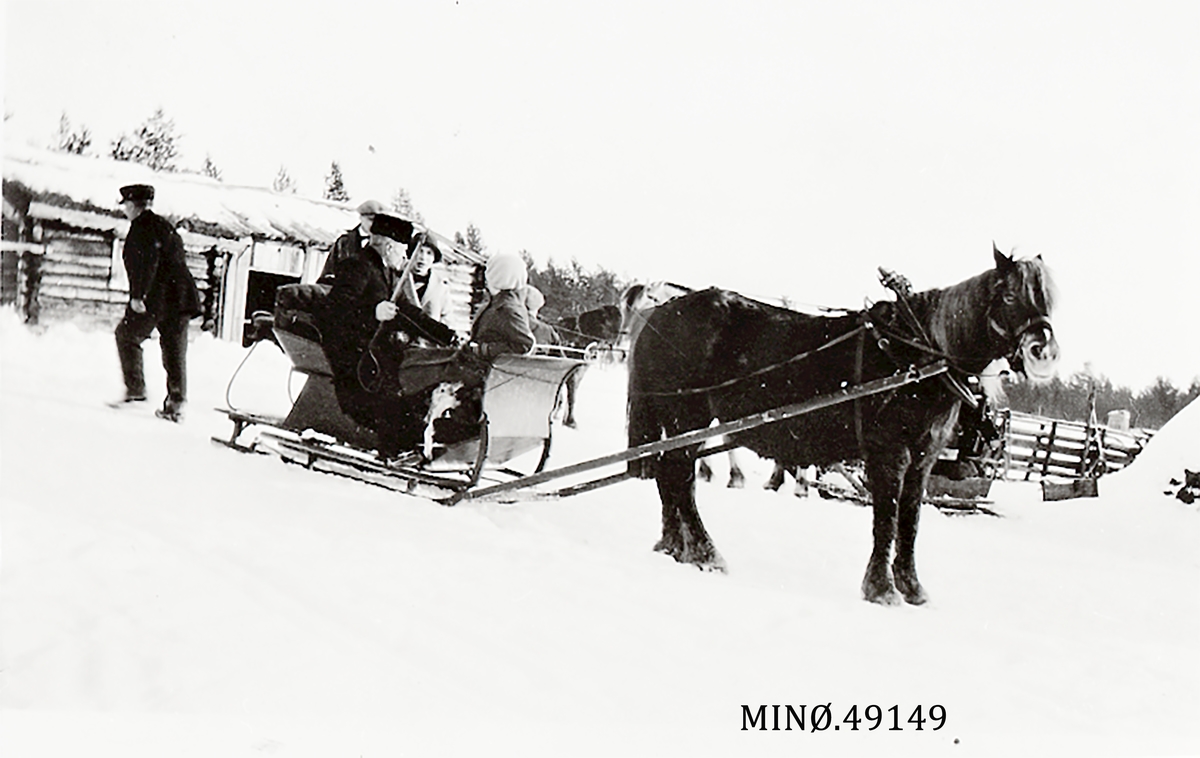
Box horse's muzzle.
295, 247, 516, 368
1015, 323, 1059, 381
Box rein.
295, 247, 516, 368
632, 324, 868, 397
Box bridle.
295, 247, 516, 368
987, 300, 1055, 376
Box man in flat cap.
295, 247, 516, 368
317, 199, 390, 285
111, 184, 202, 421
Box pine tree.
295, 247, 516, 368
273, 166, 297, 194
110, 107, 180, 171
324, 161, 350, 202
51, 112, 92, 155
465, 224, 485, 255
390, 187, 423, 223
201, 154, 223, 181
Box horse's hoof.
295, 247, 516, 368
894, 565, 928, 605
897, 580, 929, 606
564, 418, 577, 429
864, 587, 905, 606
727, 474, 745, 489
694, 554, 728, 573
653, 539, 682, 561
862, 571, 904, 606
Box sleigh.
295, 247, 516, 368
218, 267, 1015, 512
214, 284, 588, 496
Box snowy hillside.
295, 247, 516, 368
1, 312, 1197, 758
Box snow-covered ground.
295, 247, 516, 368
2, 312, 1197, 758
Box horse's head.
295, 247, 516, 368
618, 282, 694, 345
988, 246, 1059, 381
617, 283, 648, 344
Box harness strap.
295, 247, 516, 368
632, 324, 867, 398
854, 327, 865, 456
878, 269, 979, 409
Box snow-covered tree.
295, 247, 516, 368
52, 112, 92, 155
464, 224, 486, 255
324, 161, 349, 202
110, 107, 180, 171
390, 187, 424, 223
273, 166, 297, 194
201, 154, 223, 181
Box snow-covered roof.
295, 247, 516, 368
2, 142, 484, 265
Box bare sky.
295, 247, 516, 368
4, 0, 1197, 389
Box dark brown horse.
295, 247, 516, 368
558, 305, 622, 349
627, 247, 1059, 605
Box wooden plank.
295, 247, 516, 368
40, 285, 126, 304
0, 241, 48, 254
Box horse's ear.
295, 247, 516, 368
993, 243, 1014, 271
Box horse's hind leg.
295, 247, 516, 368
764, 463, 787, 491
764, 464, 807, 497
726, 449, 746, 489
892, 463, 931, 605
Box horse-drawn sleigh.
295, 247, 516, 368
215, 245, 1059, 606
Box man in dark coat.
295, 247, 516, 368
316, 216, 458, 459
111, 184, 202, 421
317, 198, 391, 286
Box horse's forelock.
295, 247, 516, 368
620, 283, 647, 314
1015, 256, 1057, 317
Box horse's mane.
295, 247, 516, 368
927, 256, 1057, 362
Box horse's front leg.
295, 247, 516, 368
893, 460, 933, 605
654, 446, 726, 572
862, 449, 911, 606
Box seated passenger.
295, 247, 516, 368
315, 219, 456, 460
396, 239, 452, 325
415, 253, 536, 447
523, 285, 563, 350
466, 252, 535, 358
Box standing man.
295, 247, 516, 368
317, 199, 389, 285
111, 184, 201, 422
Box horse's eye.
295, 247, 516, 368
1001, 291, 1016, 305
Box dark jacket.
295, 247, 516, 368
317, 242, 456, 375
123, 210, 201, 317
471, 289, 535, 359
317, 227, 370, 285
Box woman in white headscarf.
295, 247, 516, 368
467, 252, 535, 358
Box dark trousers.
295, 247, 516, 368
115, 310, 191, 407
331, 373, 428, 458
